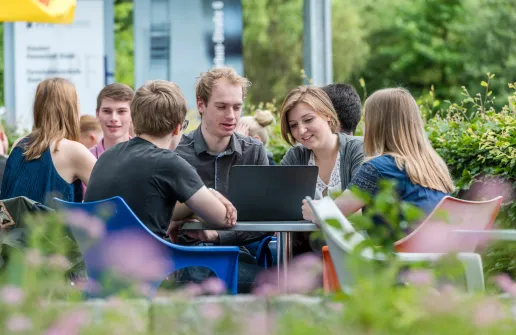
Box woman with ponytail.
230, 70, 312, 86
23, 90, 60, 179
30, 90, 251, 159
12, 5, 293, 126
236, 109, 277, 165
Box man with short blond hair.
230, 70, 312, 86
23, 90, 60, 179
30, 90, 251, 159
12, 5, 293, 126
85, 80, 236, 238
175, 67, 270, 293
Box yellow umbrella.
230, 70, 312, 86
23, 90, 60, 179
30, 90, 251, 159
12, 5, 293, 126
0, 0, 76, 24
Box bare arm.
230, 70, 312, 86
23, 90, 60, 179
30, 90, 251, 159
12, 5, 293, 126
185, 186, 235, 227
334, 189, 366, 217
71, 143, 96, 186
171, 202, 194, 221
302, 189, 365, 222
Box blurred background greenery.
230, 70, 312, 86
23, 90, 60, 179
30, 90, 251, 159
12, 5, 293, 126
3, 0, 515, 110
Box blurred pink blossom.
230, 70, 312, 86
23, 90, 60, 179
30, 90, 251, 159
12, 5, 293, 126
6, 314, 32, 332
420, 284, 461, 314
462, 177, 514, 204
199, 302, 224, 320
402, 270, 434, 286
252, 283, 280, 297
495, 274, 516, 296
201, 277, 226, 295
25, 249, 44, 267
0, 285, 24, 305
245, 312, 270, 335
48, 254, 72, 270
473, 297, 507, 327
180, 283, 204, 298
64, 209, 106, 240
102, 232, 172, 282
45, 309, 91, 335
253, 253, 322, 296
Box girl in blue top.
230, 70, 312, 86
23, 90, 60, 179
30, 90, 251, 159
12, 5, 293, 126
1, 78, 96, 207
302, 87, 454, 221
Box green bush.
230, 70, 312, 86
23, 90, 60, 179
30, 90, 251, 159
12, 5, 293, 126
426, 80, 516, 277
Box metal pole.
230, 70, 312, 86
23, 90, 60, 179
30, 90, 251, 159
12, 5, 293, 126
104, 0, 116, 85
3, 23, 16, 128
303, 0, 333, 86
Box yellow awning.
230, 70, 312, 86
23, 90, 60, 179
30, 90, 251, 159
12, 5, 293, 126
0, 0, 76, 24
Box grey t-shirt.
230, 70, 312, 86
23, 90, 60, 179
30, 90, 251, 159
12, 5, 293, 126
85, 137, 204, 237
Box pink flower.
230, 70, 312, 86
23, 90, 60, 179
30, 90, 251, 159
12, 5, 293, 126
179, 283, 204, 298
48, 254, 72, 270
64, 209, 105, 240
253, 253, 322, 296
402, 270, 434, 286
420, 285, 461, 314
45, 309, 91, 335
102, 232, 172, 282
473, 297, 506, 327
244, 313, 270, 335
495, 274, 516, 296
199, 303, 224, 320
201, 277, 226, 295
25, 249, 44, 267
6, 314, 32, 332
0, 285, 24, 305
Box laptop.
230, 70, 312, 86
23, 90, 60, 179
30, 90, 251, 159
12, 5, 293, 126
228, 165, 318, 221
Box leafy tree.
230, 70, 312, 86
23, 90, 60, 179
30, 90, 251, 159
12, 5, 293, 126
242, 0, 304, 107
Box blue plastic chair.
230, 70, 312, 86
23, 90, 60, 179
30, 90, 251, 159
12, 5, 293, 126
268, 237, 277, 266
54, 196, 239, 297
246, 236, 273, 268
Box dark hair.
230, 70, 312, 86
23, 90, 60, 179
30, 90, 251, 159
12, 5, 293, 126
321, 83, 362, 134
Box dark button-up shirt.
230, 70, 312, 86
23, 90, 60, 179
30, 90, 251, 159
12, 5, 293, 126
175, 126, 270, 246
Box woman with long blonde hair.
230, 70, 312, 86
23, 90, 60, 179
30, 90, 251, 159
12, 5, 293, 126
1, 78, 96, 206
302, 87, 454, 221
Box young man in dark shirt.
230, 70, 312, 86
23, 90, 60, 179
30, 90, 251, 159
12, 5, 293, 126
174, 67, 271, 293
85, 80, 236, 238
175, 67, 270, 246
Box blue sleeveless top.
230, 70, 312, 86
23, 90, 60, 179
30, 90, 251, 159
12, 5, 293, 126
0, 138, 75, 207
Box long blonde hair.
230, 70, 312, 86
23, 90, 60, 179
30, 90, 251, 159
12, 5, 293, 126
363, 88, 454, 193
24, 78, 80, 160
238, 109, 275, 144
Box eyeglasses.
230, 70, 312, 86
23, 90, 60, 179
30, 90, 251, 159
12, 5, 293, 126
182, 119, 190, 130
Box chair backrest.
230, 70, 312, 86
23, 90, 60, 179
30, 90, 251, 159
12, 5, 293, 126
394, 196, 503, 253
53, 196, 173, 294
54, 196, 159, 252
307, 197, 375, 292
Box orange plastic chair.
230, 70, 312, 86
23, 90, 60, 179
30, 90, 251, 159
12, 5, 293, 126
322, 245, 340, 293
394, 196, 503, 253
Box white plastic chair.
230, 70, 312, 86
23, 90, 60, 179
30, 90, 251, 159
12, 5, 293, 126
306, 197, 485, 294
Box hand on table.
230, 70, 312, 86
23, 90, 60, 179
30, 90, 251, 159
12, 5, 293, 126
209, 188, 237, 226
166, 215, 199, 243
301, 199, 318, 224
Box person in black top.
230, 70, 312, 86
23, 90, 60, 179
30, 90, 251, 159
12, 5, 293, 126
85, 80, 236, 239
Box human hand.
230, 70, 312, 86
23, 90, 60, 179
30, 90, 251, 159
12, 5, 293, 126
166, 215, 199, 243
185, 230, 220, 243
209, 189, 237, 226
234, 122, 249, 137
301, 199, 318, 223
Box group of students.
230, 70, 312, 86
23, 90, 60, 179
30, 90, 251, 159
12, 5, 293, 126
0, 66, 454, 292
